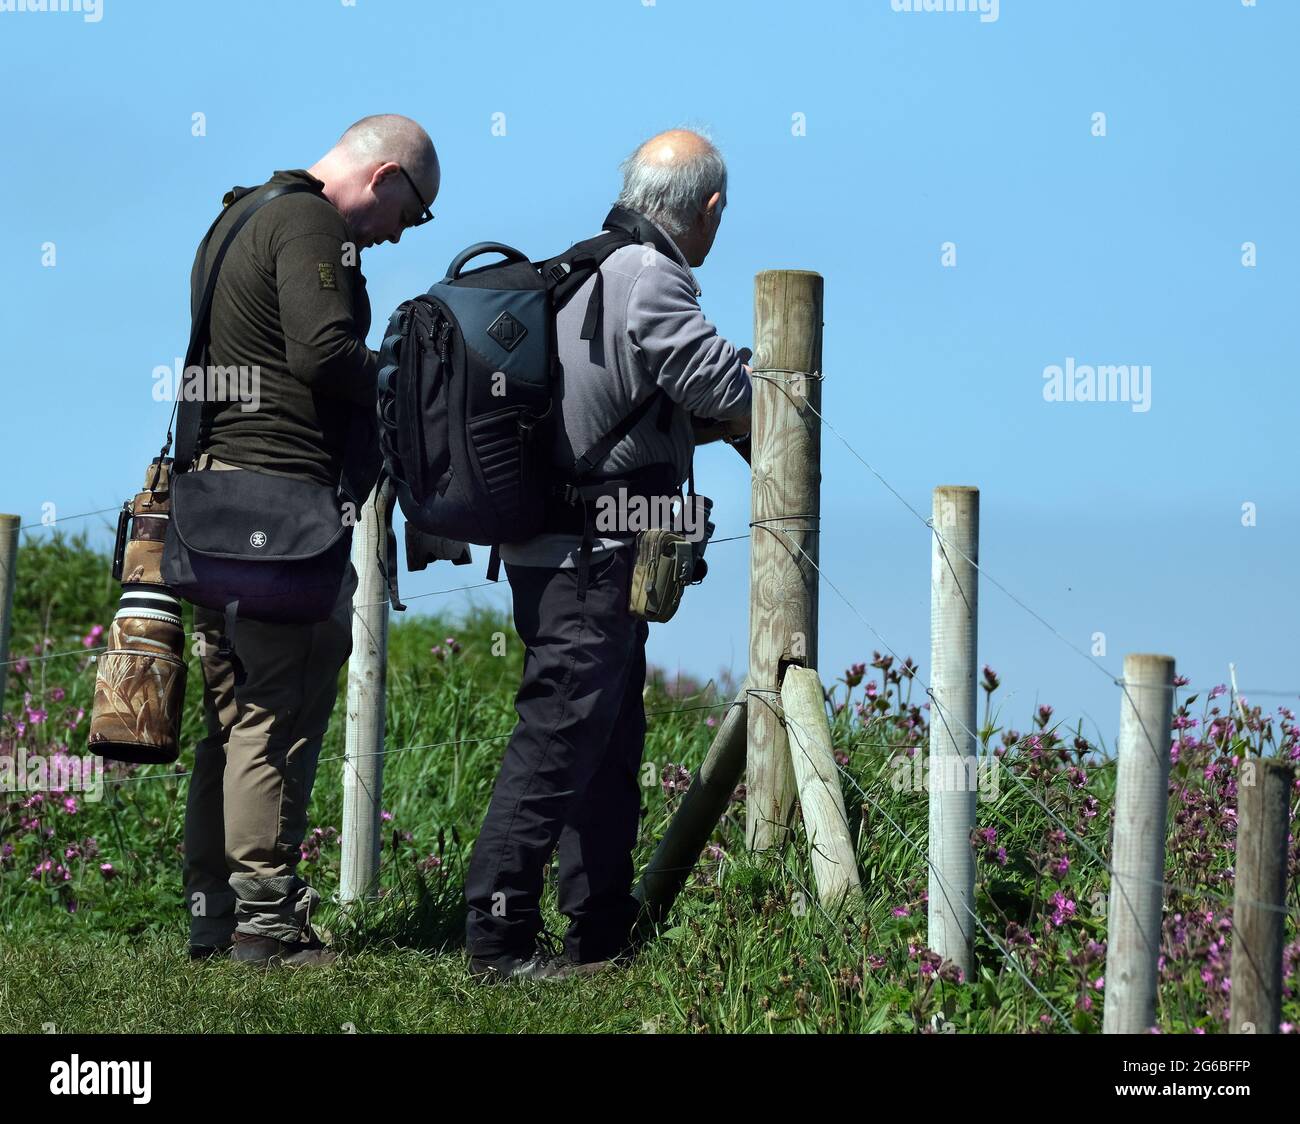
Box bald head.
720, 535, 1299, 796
616, 128, 727, 238
309, 114, 440, 250
334, 114, 439, 200
615, 128, 728, 266
635, 128, 715, 169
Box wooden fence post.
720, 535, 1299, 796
340, 482, 391, 904
928, 486, 979, 980
1103, 653, 1175, 1034
781, 666, 863, 911
633, 682, 749, 935
1229, 758, 1295, 1033
746, 270, 823, 852
0, 515, 18, 708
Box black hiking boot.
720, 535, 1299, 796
188, 939, 233, 961
468, 930, 610, 983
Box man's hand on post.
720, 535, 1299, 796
690, 413, 751, 464
691, 414, 745, 444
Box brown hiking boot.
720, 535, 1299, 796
230, 928, 337, 969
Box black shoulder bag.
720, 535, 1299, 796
159, 182, 364, 650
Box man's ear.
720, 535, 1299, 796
368, 161, 401, 194
704, 190, 722, 219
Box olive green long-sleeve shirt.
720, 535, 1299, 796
191, 168, 379, 492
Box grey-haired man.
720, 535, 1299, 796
465, 129, 752, 981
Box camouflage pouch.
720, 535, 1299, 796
628, 528, 696, 623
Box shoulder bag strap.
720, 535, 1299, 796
164, 181, 320, 474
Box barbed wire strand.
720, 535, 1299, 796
32, 695, 737, 791
2, 645, 106, 669
18, 507, 121, 533
1, 534, 755, 669
737, 399, 1181, 785
752, 370, 1193, 788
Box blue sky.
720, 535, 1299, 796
2, 0, 1296, 747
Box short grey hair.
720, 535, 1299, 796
615, 129, 727, 237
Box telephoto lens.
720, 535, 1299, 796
88, 458, 188, 764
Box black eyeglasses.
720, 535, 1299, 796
397, 166, 434, 227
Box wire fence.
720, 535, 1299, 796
740, 544, 1294, 1025
740, 388, 1298, 922
739, 369, 1296, 1015
61, 697, 737, 793
8, 499, 1295, 704
4, 380, 1296, 1024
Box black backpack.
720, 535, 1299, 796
376, 207, 681, 608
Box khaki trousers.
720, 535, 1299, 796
181, 454, 354, 944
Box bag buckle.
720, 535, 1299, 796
671, 540, 694, 583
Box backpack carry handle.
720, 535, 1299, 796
445, 242, 530, 280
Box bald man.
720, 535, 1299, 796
182, 115, 439, 968
465, 128, 752, 981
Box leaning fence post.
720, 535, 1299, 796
634, 682, 749, 935
1229, 758, 1295, 1034
1103, 652, 1175, 1034
340, 482, 392, 904
0, 514, 18, 707
781, 666, 863, 911
928, 486, 979, 981
746, 269, 823, 852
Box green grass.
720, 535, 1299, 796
2, 532, 1297, 1034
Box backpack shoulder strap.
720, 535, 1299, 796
169, 181, 320, 473
378, 470, 407, 611
540, 224, 677, 481
538, 229, 632, 304
538, 228, 640, 341
572, 388, 671, 479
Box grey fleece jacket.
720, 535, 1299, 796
498, 211, 752, 568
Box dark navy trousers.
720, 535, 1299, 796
464, 546, 649, 964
